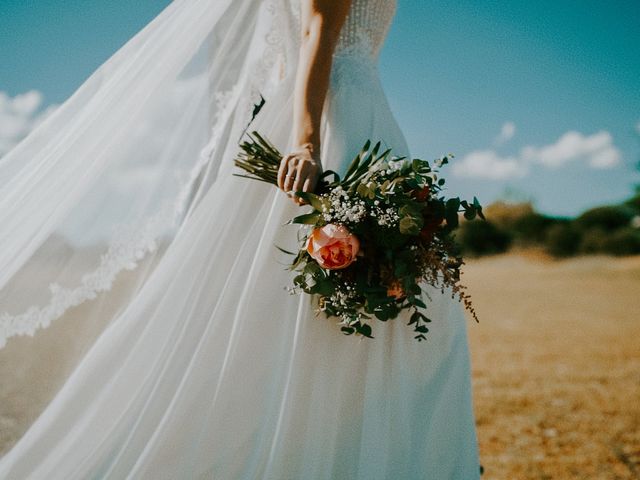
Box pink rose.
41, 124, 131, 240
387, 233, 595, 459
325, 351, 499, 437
305, 223, 360, 270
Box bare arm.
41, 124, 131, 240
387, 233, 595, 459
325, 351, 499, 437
277, 0, 352, 205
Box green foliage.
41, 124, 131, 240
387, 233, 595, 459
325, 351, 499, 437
575, 205, 635, 231
454, 219, 511, 257
544, 222, 581, 257
579, 227, 640, 256
602, 228, 640, 256
482, 201, 553, 246
511, 212, 558, 245
623, 192, 640, 213
578, 227, 609, 254
455, 198, 640, 258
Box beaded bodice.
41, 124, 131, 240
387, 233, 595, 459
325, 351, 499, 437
334, 0, 397, 60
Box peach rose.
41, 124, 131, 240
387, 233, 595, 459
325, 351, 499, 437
386, 278, 406, 300
305, 223, 360, 270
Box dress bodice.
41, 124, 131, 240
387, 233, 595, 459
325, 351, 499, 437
334, 0, 397, 60
322, 0, 407, 170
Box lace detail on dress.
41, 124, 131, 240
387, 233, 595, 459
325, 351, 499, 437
334, 0, 397, 60
330, 0, 396, 88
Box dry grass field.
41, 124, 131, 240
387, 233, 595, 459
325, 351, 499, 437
462, 250, 640, 479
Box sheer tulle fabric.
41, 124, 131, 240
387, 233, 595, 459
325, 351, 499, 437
0, 0, 480, 478
1, 0, 297, 452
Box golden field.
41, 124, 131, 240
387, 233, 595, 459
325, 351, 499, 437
463, 251, 640, 479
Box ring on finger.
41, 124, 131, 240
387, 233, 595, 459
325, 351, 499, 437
284, 173, 294, 194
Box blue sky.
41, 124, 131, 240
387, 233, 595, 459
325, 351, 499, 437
1, 0, 639, 217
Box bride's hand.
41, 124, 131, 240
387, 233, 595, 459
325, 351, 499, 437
277, 144, 323, 205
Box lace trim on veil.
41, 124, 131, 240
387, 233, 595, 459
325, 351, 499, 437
0, 0, 292, 349
0, 202, 169, 348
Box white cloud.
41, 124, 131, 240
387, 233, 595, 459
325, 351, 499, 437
0, 90, 58, 157
452, 149, 528, 180
521, 130, 620, 169
493, 121, 516, 145
454, 127, 622, 180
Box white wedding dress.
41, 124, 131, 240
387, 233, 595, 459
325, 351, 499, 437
0, 0, 480, 478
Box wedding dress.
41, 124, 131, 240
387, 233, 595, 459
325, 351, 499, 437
0, 0, 480, 478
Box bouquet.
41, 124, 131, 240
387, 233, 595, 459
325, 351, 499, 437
234, 131, 485, 341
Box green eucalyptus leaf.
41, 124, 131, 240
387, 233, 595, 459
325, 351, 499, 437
446, 198, 461, 213
341, 326, 355, 335
356, 183, 370, 198
412, 297, 427, 308
319, 169, 340, 184
313, 279, 334, 296
274, 244, 296, 255
445, 198, 460, 228
292, 191, 325, 212
463, 209, 476, 220
288, 212, 322, 225
358, 323, 373, 338
473, 197, 486, 220
303, 261, 320, 275
399, 217, 420, 235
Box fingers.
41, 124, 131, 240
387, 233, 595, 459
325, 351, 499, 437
278, 154, 299, 191
276, 150, 321, 205
279, 155, 301, 195
302, 176, 312, 195
290, 170, 317, 205
291, 161, 315, 201
291, 169, 303, 197
277, 154, 290, 191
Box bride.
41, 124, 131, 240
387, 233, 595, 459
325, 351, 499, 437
0, 0, 480, 478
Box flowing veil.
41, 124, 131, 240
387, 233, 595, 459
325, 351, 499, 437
0, 0, 301, 453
